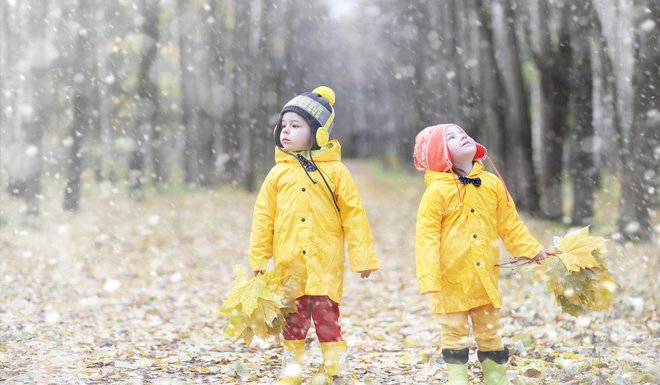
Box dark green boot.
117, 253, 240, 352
478, 348, 512, 385
442, 348, 469, 385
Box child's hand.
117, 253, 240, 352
532, 249, 557, 264
253, 270, 265, 276
358, 269, 375, 279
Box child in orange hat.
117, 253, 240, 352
413, 124, 553, 385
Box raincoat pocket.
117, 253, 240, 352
441, 256, 466, 284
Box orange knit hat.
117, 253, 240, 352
413, 124, 487, 172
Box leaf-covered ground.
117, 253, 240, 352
1, 162, 657, 384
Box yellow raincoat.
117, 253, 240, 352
416, 163, 543, 313
249, 140, 379, 304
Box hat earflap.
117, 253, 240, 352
313, 86, 335, 148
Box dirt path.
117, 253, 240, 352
0, 162, 657, 384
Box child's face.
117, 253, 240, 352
445, 125, 477, 163
280, 112, 312, 151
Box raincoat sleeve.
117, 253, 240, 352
415, 183, 443, 293
248, 168, 278, 271
336, 165, 379, 272
495, 179, 544, 259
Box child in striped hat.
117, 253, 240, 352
249, 87, 380, 385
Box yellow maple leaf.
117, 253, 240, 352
589, 273, 617, 310
258, 299, 280, 327
557, 226, 605, 272
243, 279, 272, 315
224, 314, 249, 341
219, 266, 296, 344
532, 227, 617, 316
219, 266, 250, 312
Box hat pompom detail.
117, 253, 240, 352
313, 86, 335, 106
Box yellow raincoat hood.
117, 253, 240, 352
415, 163, 543, 313
249, 140, 379, 304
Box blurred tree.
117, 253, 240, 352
475, 0, 507, 166
591, 1, 624, 175
217, 0, 239, 183
246, 0, 275, 187
389, 1, 426, 161
5, 1, 55, 216
195, 2, 221, 187
617, 0, 660, 240
64, 0, 95, 212
454, 0, 481, 136
0, 0, 6, 152
178, 0, 197, 186
523, 0, 571, 220
179, 0, 210, 186
129, 0, 162, 198
0, 0, 652, 231
329, 0, 385, 159
94, 3, 116, 183
2, 1, 22, 201
223, 0, 251, 188
212, 0, 237, 182
491, 0, 540, 213
569, 1, 597, 226
413, 0, 440, 127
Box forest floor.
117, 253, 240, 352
0, 161, 658, 384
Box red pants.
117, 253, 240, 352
283, 295, 342, 342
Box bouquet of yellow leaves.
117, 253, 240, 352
537, 226, 617, 316
219, 266, 297, 344
500, 226, 617, 316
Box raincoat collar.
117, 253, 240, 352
424, 162, 485, 187
467, 162, 485, 177
275, 140, 341, 164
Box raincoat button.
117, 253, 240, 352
302, 250, 306, 254
301, 217, 306, 222
302, 187, 306, 192
470, 208, 475, 213
476, 262, 481, 266
473, 234, 477, 238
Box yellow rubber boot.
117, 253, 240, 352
319, 340, 348, 383
275, 339, 305, 385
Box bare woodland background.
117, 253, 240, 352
1, 1, 659, 384
1, 0, 658, 241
